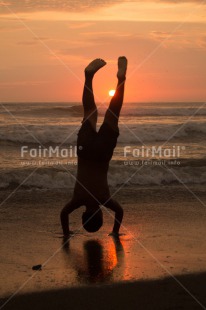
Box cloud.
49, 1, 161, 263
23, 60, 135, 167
0, 25, 24, 31
68, 22, 96, 29
0, 0, 130, 13
49, 52, 89, 65
150, 29, 206, 49
156, 0, 205, 2
34, 37, 50, 41
17, 40, 38, 45
81, 30, 133, 39
151, 30, 184, 41
14, 37, 50, 45
0, 0, 205, 14
81, 31, 116, 37
0, 80, 49, 87
198, 35, 206, 48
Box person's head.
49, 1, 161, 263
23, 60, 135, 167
82, 208, 103, 233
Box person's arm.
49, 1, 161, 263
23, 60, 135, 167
104, 199, 124, 235
60, 200, 81, 237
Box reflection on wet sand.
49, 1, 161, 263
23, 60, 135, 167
62, 237, 125, 284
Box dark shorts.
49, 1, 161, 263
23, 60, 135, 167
77, 120, 119, 162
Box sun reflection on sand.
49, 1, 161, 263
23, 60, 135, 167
62, 236, 126, 284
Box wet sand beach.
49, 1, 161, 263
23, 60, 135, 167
1, 185, 206, 309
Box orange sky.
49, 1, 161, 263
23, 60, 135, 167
0, 0, 206, 102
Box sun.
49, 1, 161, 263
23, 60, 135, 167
109, 89, 115, 97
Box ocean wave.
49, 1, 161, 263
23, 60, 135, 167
0, 124, 79, 144
2, 103, 206, 117
0, 168, 75, 190
121, 107, 206, 117
18, 105, 84, 117
109, 163, 206, 186
1, 121, 205, 145
1, 162, 206, 190
118, 121, 206, 143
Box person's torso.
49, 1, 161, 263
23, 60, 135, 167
77, 120, 119, 162
73, 157, 110, 203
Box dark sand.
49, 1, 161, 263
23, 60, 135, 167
1, 272, 206, 310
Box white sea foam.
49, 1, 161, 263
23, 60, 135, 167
1, 163, 206, 189
0, 121, 205, 144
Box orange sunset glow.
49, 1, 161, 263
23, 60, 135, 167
0, 0, 206, 102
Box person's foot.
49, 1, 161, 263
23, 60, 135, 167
85, 58, 106, 76
117, 56, 127, 80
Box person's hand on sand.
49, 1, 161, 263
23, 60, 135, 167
108, 231, 125, 237
63, 231, 75, 239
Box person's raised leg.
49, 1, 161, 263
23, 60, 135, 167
103, 56, 127, 130
83, 58, 106, 130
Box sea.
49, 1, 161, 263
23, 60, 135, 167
0, 101, 206, 190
